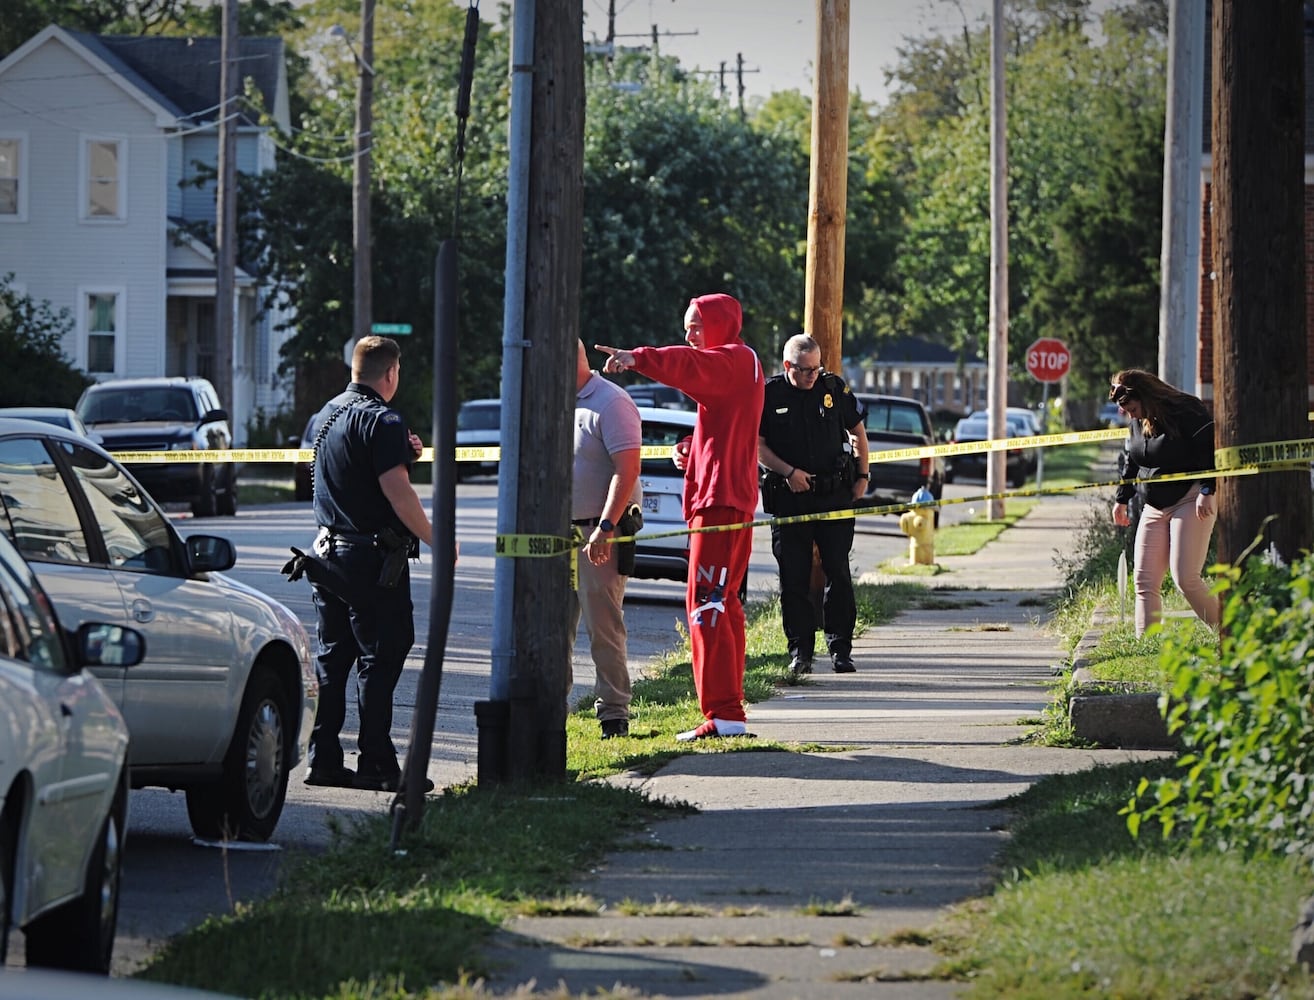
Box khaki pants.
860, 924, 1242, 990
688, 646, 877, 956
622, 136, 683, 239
1134, 484, 1219, 635
571, 547, 632, 721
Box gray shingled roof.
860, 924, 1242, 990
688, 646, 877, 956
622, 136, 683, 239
870, 335, 984, 367
66, 31, 283, 127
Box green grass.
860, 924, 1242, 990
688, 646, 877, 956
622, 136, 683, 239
138, 784, 687, 997
932, 500, 1037, 556
139, 579, 928, 997
566, 581, 926, 778
238, 479, 294, 505
943, 761, 1314, 999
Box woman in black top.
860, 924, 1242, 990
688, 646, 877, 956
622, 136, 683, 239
1109, 368, 1219, 635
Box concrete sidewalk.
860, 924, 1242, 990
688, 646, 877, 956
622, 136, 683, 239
482, 488, 1159, 999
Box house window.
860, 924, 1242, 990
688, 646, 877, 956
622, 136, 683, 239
83, 138, 124, 220
0, 136, 23, 219
86, 293, 117, 373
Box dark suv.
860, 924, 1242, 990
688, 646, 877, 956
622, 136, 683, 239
76, 377, 238, 516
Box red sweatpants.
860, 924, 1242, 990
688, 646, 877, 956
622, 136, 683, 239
686, 506, 753, 722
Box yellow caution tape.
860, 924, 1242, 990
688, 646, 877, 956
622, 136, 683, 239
494, 534, 578, 558
1215, 437, 1314, 470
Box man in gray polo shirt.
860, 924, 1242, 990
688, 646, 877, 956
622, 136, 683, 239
572, 339, 643, 738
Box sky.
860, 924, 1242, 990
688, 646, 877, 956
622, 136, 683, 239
592, 0, 996, 107
590, 0, 1119, 108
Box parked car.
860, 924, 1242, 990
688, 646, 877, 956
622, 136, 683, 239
0, 530, 142, 973
1099, 401, 1130, 428
625, 383, 695, 411
291, 411, 319, 502
0, 418, 316, 842
854, 394, 945, 522
0, 406, 101, 445
456, 398, 501, 480
75, 377, 238, 517
968, 406, 1044, 437
946, 414, 1035, 488
632, 406, 697, 582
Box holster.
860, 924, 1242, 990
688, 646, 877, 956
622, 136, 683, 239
615, 503, 643, 577
759, 469, 787, 515
375, 526, 418, 589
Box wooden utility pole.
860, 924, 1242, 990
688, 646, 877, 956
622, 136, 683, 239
352, 0, 376, 345
1211, 0, 1311, 563
803, 0, 849, 367
507, 0, 585, 782
985, 0, 1008, 519
214, 0, 237, 410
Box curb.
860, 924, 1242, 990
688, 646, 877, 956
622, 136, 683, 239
1066, 608, 1178, 751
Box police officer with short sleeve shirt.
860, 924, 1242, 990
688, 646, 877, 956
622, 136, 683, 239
758, 334, 869, 676
304, 336, 435, 792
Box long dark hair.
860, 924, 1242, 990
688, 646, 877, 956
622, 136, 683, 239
1109, 368, 1203, 439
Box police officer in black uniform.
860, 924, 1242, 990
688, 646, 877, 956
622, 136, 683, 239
303, 336, 435, 792
758, 334, 870, 676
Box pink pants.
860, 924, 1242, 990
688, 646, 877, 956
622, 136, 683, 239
1133, 484, 1219, 635
686, 506, 753, 723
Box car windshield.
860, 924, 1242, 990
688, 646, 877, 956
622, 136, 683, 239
457, 403, 500, 431
79, 387, 198, 424
640, 420, 690, 477
957, 417, 1030, 438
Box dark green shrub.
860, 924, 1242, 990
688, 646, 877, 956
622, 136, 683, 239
0, 274, 93, 406
1124, 552, 1314, 868
1055, 498, 1133, 593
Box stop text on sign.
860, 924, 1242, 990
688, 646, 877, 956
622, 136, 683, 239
1025, 337, 1070, 383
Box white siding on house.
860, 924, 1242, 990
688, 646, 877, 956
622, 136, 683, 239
166, 136, 184, 217
0, 35, 169, 379
178, 129, 269, 225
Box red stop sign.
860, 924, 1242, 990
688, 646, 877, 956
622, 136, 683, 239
1026, 337, 1070, 383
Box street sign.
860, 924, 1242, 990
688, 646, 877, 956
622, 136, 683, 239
370, 322, 413, 336
1025, 337, 1070, 383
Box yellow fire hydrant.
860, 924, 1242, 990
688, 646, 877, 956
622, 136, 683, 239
899, 486, 937, 565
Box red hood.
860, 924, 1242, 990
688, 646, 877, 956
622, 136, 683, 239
691, 293, 742, 348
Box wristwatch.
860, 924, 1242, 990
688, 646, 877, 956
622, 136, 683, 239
855, 473, 869, 481
598, 518, 615, 532
1200, 486, 1214, 496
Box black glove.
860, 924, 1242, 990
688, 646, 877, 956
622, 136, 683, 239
281, 547, 311, 582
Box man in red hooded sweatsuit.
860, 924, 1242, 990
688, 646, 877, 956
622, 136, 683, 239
597, 293, 764, 740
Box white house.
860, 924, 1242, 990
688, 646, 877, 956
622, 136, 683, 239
0, 25, 296, 443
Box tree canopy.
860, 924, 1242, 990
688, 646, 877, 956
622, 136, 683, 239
5, 0, 1172, 421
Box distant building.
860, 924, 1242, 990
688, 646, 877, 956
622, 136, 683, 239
0, 26, 295, 444
843, 335, 989, 416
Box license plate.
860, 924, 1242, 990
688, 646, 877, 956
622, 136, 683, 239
642, 495, 660, 514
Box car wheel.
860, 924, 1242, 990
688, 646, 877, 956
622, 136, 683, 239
185, 668, 289, 842
24, 775, 126, 974
217, 467, 238, 516
1008, 470, 1025, 489
0, 802, 14, 966
193, 464, 219, 517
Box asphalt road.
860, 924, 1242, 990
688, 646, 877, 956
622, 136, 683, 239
72, 478, 986, 977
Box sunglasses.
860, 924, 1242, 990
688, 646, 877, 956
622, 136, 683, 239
789, 364, 821, 376
1109, 383, 1135, 405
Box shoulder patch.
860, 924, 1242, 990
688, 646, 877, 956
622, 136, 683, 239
381, 412, 403, 425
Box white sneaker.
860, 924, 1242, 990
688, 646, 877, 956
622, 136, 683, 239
676, 718, 747, 741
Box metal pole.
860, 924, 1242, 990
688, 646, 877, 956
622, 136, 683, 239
214, 0, 237, 411
489, 0, 535, 705
391, 240, 459, 842
1157, 0, 1205, 393
986, 0, 1009, 519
